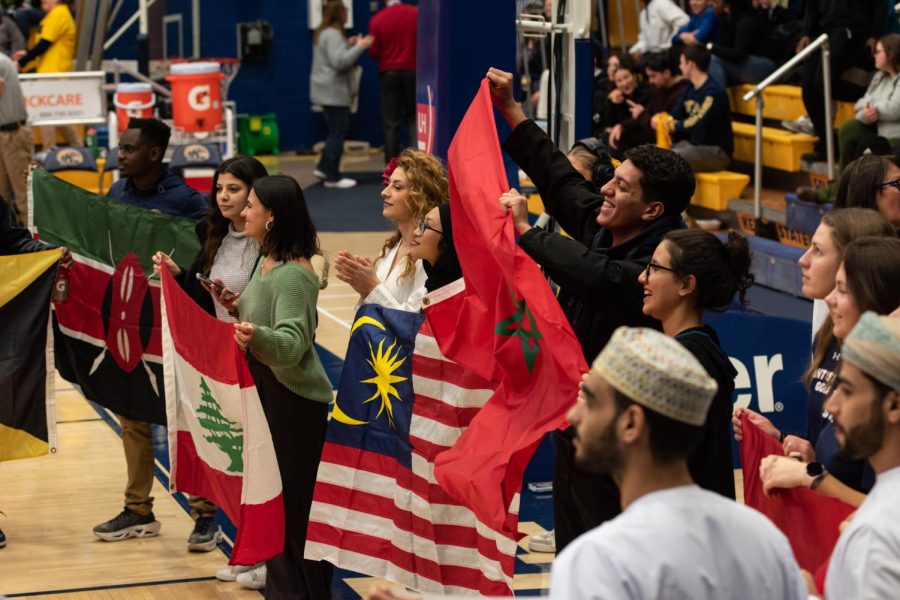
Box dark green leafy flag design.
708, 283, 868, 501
196, 377, 244, 473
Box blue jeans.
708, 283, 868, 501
709, 54, 776, 88
318, 105, 350, 182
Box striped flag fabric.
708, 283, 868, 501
0, 249, 61, 461
28, 167, 200, 424
160, 268, 285, 565
305, 303, 518, 596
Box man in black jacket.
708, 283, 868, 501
487, 67, 695, 554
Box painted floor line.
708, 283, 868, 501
5, 576, 220, 598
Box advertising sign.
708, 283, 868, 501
19, 71, 107, 126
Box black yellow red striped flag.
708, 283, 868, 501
0, 248, 61, 461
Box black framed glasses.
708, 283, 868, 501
415, 219, 443, 236
643, 261, 677, 277
878, 178, 900, 193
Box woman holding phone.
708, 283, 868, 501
152, 156, 267, 578
212, 174, 334, 599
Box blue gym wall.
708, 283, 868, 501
106, 0, 387, 152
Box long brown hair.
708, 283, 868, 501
378, 149, 449, 281
805, 208, 895, 383
199, 156, 268, 275
313, 0, 347, 44
880, 33, 900, 73
841, 237, 900, 319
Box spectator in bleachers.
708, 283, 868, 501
834, 154, 900, 231
629, 0, 690, 58
707, 0, 778, 86
797, 135, 892, 203
671, 0, 717, 47
652, 46, 733, 172
837, 34, 900, 170
609, 50, 690, 157
795, 0, 886, 162
602, 57, 652, 139
593, 52, 622, 135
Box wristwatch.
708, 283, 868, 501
807, 462, 828, 490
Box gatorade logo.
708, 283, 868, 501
188, 85, 212, 111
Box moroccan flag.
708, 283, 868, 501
306, 304, 518, 595
740, 416, 855, 572
428, 79, 588, 535
28, 168, 201, 424
160, 268, 285, 565
0, 249, 61, 461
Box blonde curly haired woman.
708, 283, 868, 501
334, 148, 448, 311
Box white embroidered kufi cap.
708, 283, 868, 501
842, 311, 900, 392
593, 327, 718, 426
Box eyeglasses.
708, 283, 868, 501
643, 261, 677, 277
878, 177, 900, 193
415, 219, 443, 236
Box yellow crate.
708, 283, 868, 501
690, 171, 750, 211
732, 122, 816, 172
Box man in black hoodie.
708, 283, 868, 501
487, 67, 693, 554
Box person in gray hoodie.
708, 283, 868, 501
310, 0, 373, 190
838, 34, 900, 171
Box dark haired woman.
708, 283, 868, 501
637, 228, 754, 498
837, 34, 900, 171
152, 155, 267, 577
310, 0, 373, 189
734, 209, 895, 496
760, 236, 900, 505
214, 174, 333, 599
410, 203, 462, 292
834, 154, 900, 232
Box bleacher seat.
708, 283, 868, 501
43, 147, 102, 193
691, 171, 750, 211
169, 143, 222, 195
732, 122, 816, 172
728, 84, 856, 130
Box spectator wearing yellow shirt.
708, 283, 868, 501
13, 0, 79, 148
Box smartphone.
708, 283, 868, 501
196, 273, 235, 299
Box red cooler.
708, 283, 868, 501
114, 83, 155, 133
166, 62, 225, 132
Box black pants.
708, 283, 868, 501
801, 28, 867, 156
248, 356, 332, 600
379, 70, 416, 163
551, 429, 622, 554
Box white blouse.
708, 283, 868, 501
362, 241, 427, 312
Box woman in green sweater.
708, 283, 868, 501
215, 174, 333, 599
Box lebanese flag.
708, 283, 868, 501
427, 80, 589, 536
160, 268, 284, 565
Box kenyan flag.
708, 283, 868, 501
28, 168, 200, 424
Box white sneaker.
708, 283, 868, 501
236, 564, 266, 590
215, 563, 258, 582
323, 177, 357, 189
781, 115, 814, 135
528, 529, 556, 553
312, 169, 327, 179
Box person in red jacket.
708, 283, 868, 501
368, 0, 417, 163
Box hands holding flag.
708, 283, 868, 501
498, 188, 532, 236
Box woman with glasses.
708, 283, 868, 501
837, 34, 900, 172
637, 228, 753, 498
759, 235, 900, 505
334, 149, 448, 311
212, 175, 334, 599
834, 154, 900, 232
410, 202, 462, 293
734, 208, 895, 495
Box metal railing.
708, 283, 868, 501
742, 33, 833, 217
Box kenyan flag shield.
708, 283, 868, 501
28, 168, 201, 424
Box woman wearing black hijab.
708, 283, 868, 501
410, 203, 462, 292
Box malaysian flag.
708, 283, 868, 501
305, 302, 517, 596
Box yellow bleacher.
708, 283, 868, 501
691, 171, 750, 212
731, 121, 817, 172
727, 84, 855, 129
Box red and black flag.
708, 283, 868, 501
28, 168, 200, 424
0, 248, 61, 461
